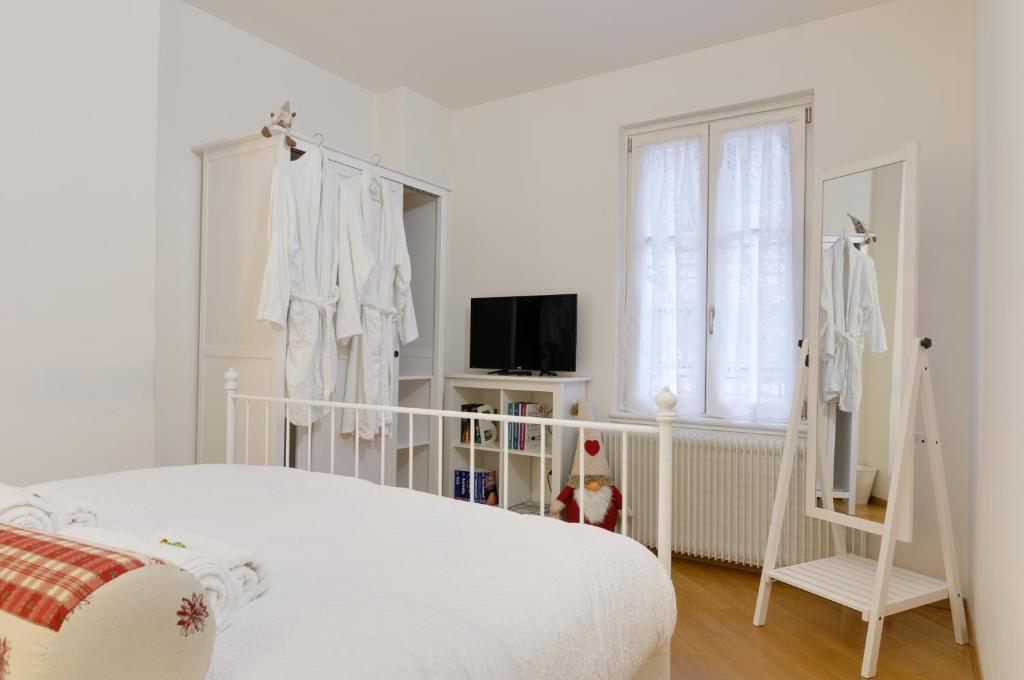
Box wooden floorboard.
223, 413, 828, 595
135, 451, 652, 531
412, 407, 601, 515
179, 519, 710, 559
670, 558, 978, 679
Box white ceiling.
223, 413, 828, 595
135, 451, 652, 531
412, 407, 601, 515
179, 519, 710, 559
184, 0, 890, 109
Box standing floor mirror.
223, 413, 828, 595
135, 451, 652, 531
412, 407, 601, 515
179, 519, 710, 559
754, 143, 968, 678
807, 147, 917, 537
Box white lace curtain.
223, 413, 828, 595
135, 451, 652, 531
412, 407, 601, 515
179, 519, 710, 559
621, 121, 797, 422
707, 123, 796, 422
622, 134, 707, 416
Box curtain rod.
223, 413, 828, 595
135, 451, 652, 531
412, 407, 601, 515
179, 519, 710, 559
271, 125, 452, 194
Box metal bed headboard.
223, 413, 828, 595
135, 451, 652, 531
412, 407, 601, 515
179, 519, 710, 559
224, 369, 678, 574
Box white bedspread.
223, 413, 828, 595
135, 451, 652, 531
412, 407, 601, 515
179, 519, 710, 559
48, 465, 676, 679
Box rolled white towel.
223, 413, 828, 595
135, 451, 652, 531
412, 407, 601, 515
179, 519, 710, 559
61, 526, 242, 630
231, 565, 258, 597
27, 485, 99, 528
0, 483, 57, 533
153, 529, 271, 602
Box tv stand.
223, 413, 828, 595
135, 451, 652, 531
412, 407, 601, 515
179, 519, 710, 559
444, 373, 592, 506
487, 369, 532, 376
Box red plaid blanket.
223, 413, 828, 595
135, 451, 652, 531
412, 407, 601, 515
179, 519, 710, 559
0, 524, 148, 631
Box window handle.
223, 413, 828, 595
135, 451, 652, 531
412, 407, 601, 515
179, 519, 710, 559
708, 304, 716, 336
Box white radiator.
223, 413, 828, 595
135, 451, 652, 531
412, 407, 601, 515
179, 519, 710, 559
608, 429, 865, 567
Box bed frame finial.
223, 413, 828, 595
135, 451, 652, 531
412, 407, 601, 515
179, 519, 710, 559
655, 387, 677, 415
225, 368, 239, 464
654, 386, 677, 576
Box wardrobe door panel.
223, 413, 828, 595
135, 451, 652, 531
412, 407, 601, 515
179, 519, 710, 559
400, 190, 437, 378
197, 138, 282, 465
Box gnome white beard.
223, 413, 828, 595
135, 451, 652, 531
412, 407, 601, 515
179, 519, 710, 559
573, 485, 613, 524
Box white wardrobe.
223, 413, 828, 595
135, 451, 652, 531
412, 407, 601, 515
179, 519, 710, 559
194, 133, 447, 492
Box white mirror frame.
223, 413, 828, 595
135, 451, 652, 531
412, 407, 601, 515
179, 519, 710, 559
803, 142, 919, 537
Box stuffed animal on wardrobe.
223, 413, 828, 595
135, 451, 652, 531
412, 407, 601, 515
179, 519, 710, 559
260, 100, 297, 147
548, 401, 622, 531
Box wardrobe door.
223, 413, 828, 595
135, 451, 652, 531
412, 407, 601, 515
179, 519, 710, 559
398, 189, 437, 378
395, 188, 439, 492
197, 136, 285, 465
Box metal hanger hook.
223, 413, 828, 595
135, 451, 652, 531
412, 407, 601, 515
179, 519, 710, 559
370, 152, 382, 166
313, 133, 325, 148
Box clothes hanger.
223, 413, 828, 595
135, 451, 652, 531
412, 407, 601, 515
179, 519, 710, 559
367, 153, 385, 201
846, 213, 879, 249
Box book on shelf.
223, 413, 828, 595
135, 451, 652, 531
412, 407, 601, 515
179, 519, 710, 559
507, 401, 516, 448
507, 402, 517, 449
461, 404, 497, 445
510, 404, 519, 448
524, 403, 545, 451
454, 469, 498, 505
460, 404, 480, 444
519, 402, 526, 450
506, 401, 547, 451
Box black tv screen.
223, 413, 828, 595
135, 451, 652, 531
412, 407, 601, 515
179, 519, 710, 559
470, 294, 577, 372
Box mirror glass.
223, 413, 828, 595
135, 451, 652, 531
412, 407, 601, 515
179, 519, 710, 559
814, 161, 904, 523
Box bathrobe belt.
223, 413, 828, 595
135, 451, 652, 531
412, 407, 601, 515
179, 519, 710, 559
361, 303, 400, 370
830, 330, 862, 411
361, 302, 397, 318
291, 287, 340, 316
291, 287, 341, 399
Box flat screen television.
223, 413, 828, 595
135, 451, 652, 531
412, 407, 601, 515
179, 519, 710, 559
469, 294, 577, 374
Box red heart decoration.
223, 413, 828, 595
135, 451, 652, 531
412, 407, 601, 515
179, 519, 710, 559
584, 440, 600, 456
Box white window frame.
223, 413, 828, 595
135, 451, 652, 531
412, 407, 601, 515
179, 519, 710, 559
616, 98, 812, 429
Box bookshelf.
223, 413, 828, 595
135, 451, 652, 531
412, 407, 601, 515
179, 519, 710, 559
444, 374, 590, 510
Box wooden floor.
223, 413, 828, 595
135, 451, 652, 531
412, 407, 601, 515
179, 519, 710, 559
831, 499, 888, 523
669, 558, 978, 679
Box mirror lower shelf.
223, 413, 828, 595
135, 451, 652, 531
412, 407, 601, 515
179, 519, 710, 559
767, 554, 948, 617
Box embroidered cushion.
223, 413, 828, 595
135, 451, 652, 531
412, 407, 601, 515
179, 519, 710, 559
0, 524, 215, 680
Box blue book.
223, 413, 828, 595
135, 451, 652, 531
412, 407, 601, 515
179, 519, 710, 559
513, 402, 521, 449
507, 403, 514, 448
454, 469, 498, 505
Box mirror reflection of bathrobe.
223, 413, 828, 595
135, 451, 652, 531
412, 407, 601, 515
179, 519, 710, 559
820, 238, 886, 412
338, 173, 418, 439
257, 149, 340, 426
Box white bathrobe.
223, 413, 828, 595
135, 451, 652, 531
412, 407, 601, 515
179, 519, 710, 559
819, 237, 887, 412
257, 149, 341, 426
339, 172, 418, 439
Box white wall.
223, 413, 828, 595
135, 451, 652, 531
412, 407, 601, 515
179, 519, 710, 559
0, 0, 161, 484
449, 0, 974, 578
375, 87, 453, 186
154, 0, 380, 467
972, 0, 1024, 675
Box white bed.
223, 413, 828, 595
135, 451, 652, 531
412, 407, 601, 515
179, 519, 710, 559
47, 464, 675, 679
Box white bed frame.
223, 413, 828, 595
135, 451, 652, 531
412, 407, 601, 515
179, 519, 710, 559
224, 369, 677, 676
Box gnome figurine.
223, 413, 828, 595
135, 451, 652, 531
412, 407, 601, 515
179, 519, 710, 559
548, 400, 622, 531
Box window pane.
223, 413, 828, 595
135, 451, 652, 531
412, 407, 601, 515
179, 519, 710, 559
622, 132, 707, 416
707, 122, 798, 421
